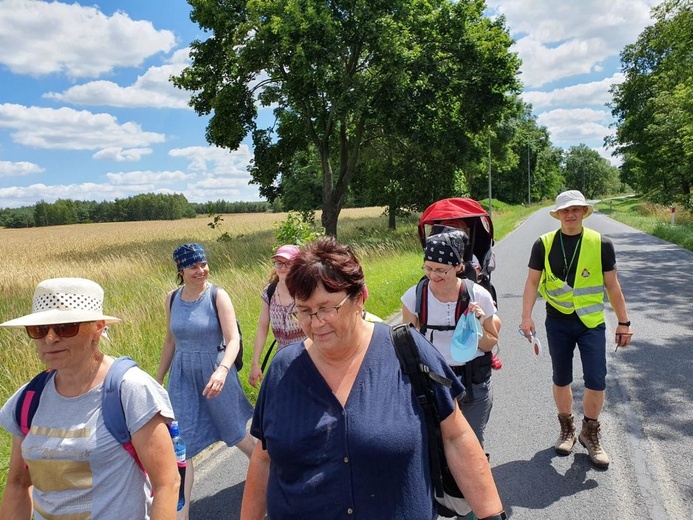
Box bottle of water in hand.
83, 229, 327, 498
169, 421, 187, 511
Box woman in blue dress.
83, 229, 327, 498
241, 237, 505, 520
157, 243, 254, 519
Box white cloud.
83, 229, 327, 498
169, 145, 254, 176
487, 0, 658, 87
523, 73, 624, 110
0, 0, 175, 78
105, 170, 195, 186
537, 107, 612, 146
0, 160, 44, 177
93, 147, 153, 162
0, 104, 165, 150
44, 61, 192, 109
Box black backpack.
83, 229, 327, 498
170, 284, 244, 371
390, 324, 471, 517
415, 278, 470, 336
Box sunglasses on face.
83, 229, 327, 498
25, 322, 83, 339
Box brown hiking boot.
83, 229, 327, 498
579, 419, 610, 469
554, 413, 576, 455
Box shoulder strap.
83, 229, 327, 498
209, 284, 219, 321
16, 369, 56, 435
103, 356, 139, 444
169, 287, 182, 313
415, 277, 429, 335
210, 284, 244, 371
266, 282, 278, 303
454, 280, 471, 322
390, 324, 451, 499
103, 356, 145, 473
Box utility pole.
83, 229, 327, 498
488, 133, 492, 219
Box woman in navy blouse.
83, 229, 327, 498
241, 237, 504, 520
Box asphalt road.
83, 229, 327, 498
191, 205, 693, 519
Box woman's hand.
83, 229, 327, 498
202, 365, 229, 398
467, 301, 487, 323
248, 363, 263, 388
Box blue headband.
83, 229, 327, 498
173, 243, 207, 270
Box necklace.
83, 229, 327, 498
57, 353, 104, 397
559, 232, 582, 279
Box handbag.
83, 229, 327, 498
391, 324, 472, 518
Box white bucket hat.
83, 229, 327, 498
0, 278, 121, 328
550, 190, 593, 219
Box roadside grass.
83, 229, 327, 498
596, 196, 693, 252
0, 202, 534, 493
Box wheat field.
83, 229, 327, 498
0, 207, 425, 491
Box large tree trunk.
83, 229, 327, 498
388, 202, 397, 230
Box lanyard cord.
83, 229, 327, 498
559, 232, 582, 278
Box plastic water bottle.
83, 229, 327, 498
169, 421, 187, 511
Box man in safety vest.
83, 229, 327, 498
520, 190, 633, 469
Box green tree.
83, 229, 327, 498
173, 0, 520, 236
608, 0, 693, 205
563, 145, 620, 198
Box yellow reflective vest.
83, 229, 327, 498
538, 228, 605, 328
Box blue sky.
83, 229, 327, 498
0, 0, 660, 209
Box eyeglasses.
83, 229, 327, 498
421, 265, 454, 276
25, 322, 83, 340
274, 260, 291, 269
290, 295, 351, 323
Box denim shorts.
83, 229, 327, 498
545, 316, 607, 391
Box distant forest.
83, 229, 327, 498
0, 193, 274, 229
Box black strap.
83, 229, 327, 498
391, 324, 451, 499
416, 278, 470, 336
260, 339, 277, 373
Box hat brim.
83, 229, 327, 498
550, 204, 593, 220
0, 310, 121, 328
271, 253, 294, 261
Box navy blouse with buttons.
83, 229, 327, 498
251, 322, 465, 519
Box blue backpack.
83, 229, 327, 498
15, 356, 145, 472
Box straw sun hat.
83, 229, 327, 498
0, 278, 121, 328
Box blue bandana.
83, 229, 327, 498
173, 243, 207, 270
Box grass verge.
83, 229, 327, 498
596, 196, 693, 253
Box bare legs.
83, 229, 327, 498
553, 384, 605, 419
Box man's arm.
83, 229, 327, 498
604, 269, 633, 348
520, 268, 542, 340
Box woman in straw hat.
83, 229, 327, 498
157, 243, 254, 520
0, 277, 179, 519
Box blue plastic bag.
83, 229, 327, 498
451, 312, 483, 362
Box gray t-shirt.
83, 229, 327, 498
0, 364, 174, 520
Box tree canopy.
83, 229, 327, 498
173, 0, 521, 236
608, 0, 693, 206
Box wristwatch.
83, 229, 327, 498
480, 512, 507, 520
618, 320, 631, 327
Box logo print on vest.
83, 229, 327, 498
581, 268, 590, 278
